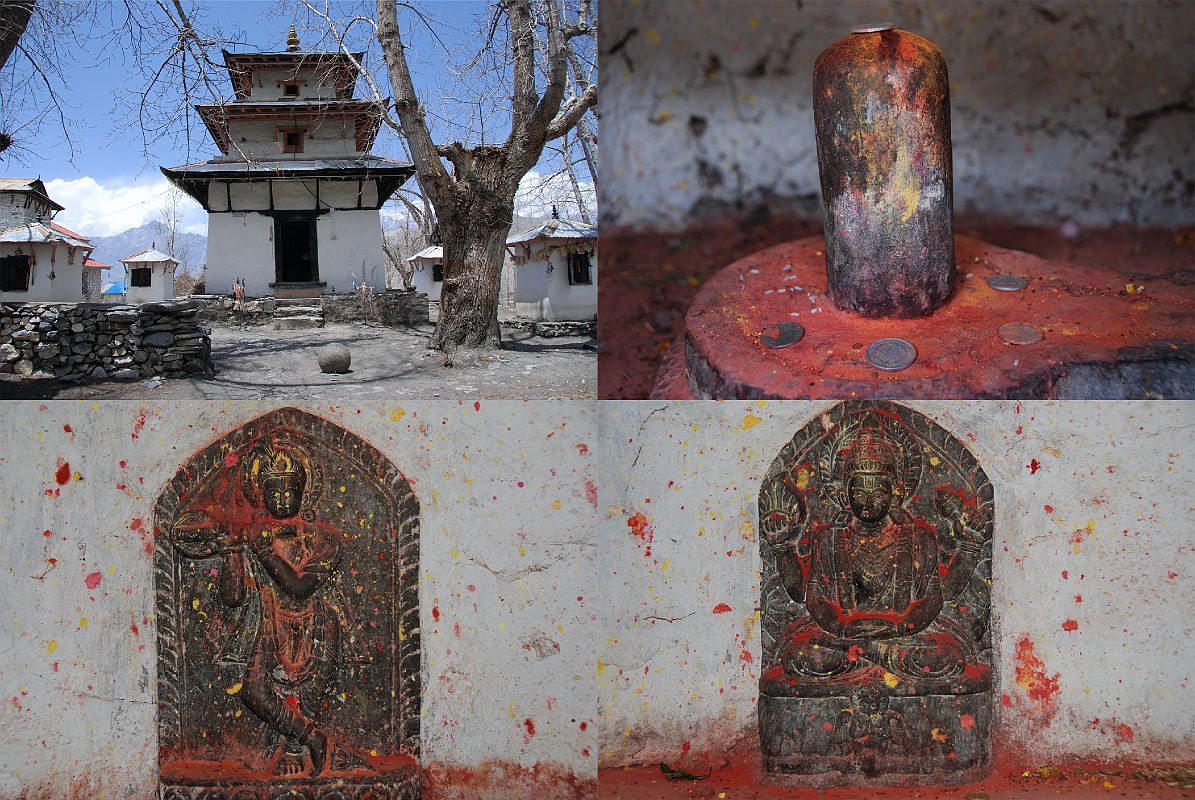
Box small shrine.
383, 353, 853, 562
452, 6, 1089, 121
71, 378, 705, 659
120, 247, 178, 304
163, 27, 415, 299
506, 215, 597, 321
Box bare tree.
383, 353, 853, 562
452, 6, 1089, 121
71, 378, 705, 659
368, 0, 597, 355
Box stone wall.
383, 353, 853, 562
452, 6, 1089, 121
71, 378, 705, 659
189, 291, 430, 327
0, 300, 214, 382
601, 0, 1195, 230
599, 401, 1195, 767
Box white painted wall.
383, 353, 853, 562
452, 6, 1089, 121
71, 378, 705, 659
250, 68, 347, 101
123, 261, 174, 304
0, 401, 597, 799
410, 255, 443, 301
599, 401, 1195, 767
225, 118, 365, 160
204, 206, 386, 296
0, 242, 87, 303
514, 246, 597, 322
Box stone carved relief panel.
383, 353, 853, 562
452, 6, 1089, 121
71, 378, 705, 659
757, 402, 993, 782
154, 408, 419, 799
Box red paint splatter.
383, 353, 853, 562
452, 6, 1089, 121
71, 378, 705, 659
627, 513, 653, 540
130, 620, 140, 637
131, 410, 148, 440
712, 603, 732, 614
474, 401, 481, 411
740, 648, 753, 664
1015, 424, 1023, 435
1013, 635, 1061, 723
1115, 723, 1134, 744
1027, 458, 1041, 474
1044, 504, 1054, 514
50, 661, 59, 673
55, 459, 71, 486
523, 718, 536, 738
821, 722, 834, 732
581, 722, 589, 732
467, 584, 476, 592
432, 606, 441, 622
517, 481, 525, 488
42, 529, 52, 538
584, 479, 598, 508
84, 572, 102, 590
576, 443, 589, 456
1074, 594, 1083, 603
453, 622, 461, 639
847, 644, 864, 662
1061, 570, 1069, 579
1062, 619, 1079, 632
63, 424, 73, 434
225, 451, 239, 468
960, 714, 975, 730
1001, 694, 1013, 708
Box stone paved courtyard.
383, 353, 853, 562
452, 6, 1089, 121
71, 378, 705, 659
0, 322, 596, 400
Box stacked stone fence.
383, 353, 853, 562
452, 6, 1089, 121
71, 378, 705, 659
1, 301, 214, 382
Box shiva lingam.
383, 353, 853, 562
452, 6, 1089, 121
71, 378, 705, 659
652, 25, 1194, 400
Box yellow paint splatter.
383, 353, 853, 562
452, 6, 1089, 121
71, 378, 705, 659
931, 727, 949, 743
390, 408, 406, 422
646, 28, 661, 44
192, 599, 200, 610
883, 671, 900, 688
597, 658, 606, 677
551, 499, 562, 510
450, 549, 460, 559
226, 682, 243, 695
742, 413, 762, 431
929, 456, 941, 467
79, 618, 88, 628
47, 640, 57, 654
661, 560, 671, 572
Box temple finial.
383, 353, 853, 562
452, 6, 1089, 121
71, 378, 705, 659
286, 25, 300, 52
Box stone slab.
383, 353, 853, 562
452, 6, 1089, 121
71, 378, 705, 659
661, 234, 1194, 399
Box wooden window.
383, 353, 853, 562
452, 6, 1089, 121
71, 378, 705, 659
283, 83, 300, 97
131, 267, 152, 287
432, 264, 444, 282
0, 254, 31, 291
567, 251, 592, 285
279, 127, 306, 154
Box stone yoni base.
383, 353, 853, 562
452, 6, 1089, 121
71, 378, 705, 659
160, 774, 419, 799
758, 693, 991, 785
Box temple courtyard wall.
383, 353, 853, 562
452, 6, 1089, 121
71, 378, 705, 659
0, 401, 598, 799
598, 401, 1195, 767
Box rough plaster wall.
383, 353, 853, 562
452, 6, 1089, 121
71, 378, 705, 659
601, 0, 1195, 230
598, 401, 1195, 767
0, 400, 597, 798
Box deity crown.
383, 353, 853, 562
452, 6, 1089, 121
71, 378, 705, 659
261, 444, 306, 484
845, 433, 897, 477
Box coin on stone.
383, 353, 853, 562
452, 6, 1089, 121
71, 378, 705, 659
987, 274, 1028, 292
998, 322, 1044, 345
761, 321, 804, 349
866, 338, 917, 371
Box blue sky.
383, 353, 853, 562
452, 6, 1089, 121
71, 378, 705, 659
1, 1, 595, 240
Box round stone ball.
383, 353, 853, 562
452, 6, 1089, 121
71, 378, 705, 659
318, 344, 351, 374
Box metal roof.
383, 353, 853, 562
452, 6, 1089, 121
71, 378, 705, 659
83, 257, 108, 268
102, 281, 127, 294
0, 222, 90, 247
407, 246, 443, 262
121, 248, 177, 264
506, 218, 597, 244
0, 178, 64, 211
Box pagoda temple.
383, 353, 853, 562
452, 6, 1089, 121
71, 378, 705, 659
163, 27, 414, 298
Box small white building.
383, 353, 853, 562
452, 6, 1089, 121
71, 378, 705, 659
407, 245, 443, 300
162, 28, 414, 299
0, 179, 101, 303
507, 218, 597, 321
121, 248, 178, 303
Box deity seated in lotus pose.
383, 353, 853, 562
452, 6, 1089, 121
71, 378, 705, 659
761, 431, 990, 696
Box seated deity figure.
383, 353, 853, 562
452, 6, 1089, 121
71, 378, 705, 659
772, 432, 988, 689
174, 439, 344, 777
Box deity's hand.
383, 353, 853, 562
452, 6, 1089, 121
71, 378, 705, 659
759, 480, 802, 545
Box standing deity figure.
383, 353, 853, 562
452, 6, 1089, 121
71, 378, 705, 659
175, 439, 345, 777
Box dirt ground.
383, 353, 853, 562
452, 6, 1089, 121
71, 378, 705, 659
599, 760, 1194, 799
1, 322, 597, 401
598, 217, 1195, 399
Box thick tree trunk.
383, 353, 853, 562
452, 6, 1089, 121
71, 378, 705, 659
0, 0, 33, 73
430, 195, 514, 353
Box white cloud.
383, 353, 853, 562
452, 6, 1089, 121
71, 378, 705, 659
44, 176, 207, 238
515, 169, 596, 221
